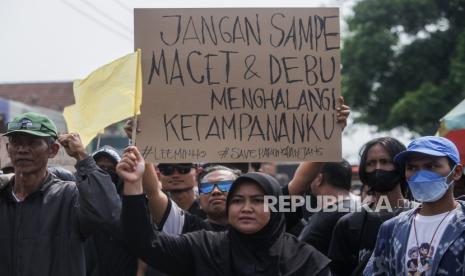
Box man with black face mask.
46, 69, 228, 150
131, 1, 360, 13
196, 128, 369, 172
87, 146, 151, 276
93, 146, 122, 189
328, 137, 415, 276
363, 162, 402, 193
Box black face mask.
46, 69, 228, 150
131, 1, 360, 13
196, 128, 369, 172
365, 169, 401, 192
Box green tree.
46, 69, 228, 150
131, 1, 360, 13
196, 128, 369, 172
342, 0, 465, 135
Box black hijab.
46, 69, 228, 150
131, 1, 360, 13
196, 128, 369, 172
225, 172, 329, 276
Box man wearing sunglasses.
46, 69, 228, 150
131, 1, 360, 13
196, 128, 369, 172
0, 112, 120, 276
150, 164, 239, 234
196, 165, 239, 230
156, 163, 206, 219
138, 161, 240, 234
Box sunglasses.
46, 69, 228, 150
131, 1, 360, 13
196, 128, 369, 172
199, 180, 234, 194
7, 122, 57, 138
157, 164, 195, 176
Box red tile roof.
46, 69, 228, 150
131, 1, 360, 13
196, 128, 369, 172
0, 82, 74, 111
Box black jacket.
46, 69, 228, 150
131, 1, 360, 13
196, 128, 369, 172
299, 198, 355, 256
123, 195, 332, 276
124, 173, 328, 276
328, 205, 411, 276
0, 157, 121, 276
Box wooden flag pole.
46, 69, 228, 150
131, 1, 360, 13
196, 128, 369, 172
96, 133, 102, 149
131, 49, 141, 147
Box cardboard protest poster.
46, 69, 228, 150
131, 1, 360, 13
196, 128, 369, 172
135, 8, 341, 162
0, 137, 77, 172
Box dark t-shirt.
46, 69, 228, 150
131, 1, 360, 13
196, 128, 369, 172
182, 213, 228, 233
187, 199, 206, 219
157, 197, 226, 234
299, 199, 355, 256
328, 205, 411, 276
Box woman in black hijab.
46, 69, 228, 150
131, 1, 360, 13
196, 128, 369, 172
119, 146, 331, 276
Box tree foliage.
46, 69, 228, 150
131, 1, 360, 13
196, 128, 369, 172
342, 0, 465, 134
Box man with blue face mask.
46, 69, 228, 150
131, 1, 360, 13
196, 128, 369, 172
364, 136, 465, 275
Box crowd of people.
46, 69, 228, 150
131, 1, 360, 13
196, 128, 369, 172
1, 105, 465, 276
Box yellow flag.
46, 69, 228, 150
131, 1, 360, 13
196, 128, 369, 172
63, 50, 142, 146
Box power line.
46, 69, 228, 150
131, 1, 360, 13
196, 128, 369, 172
80, 0, 133, 33
62, 0, 132, 42
113, 0, 133, 14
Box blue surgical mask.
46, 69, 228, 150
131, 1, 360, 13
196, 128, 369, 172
407, 166, 456, 203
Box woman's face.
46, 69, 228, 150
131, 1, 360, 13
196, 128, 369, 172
365, 144, 395, 173
228, 181, 270, 234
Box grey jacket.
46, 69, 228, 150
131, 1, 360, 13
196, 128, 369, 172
0, 157, 121, 276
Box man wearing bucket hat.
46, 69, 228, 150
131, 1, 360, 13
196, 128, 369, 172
0, 112, 120, 276
364, 136, 465, 275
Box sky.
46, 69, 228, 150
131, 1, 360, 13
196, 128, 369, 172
0, 0, 356, 83
0, 0, 416, 163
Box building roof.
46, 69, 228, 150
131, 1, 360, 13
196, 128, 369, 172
0, 82, 74, 111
